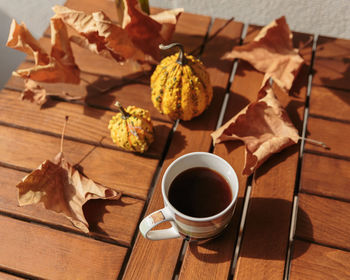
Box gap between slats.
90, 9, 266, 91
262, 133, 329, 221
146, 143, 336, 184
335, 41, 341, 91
285, 32, 350, 278
0, 266, 41, 280
283, 34, 318, 280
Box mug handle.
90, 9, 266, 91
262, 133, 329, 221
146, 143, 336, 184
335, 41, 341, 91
139, 206, 181, 240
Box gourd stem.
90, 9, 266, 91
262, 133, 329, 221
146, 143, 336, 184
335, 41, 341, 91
115, 101, 130, 119
159, 43, 187, 65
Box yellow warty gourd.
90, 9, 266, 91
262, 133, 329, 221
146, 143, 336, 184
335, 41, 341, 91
151, 43, 213, 121
108, 102, 154, 153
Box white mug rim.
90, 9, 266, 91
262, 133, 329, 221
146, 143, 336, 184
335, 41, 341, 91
161, 152, 239, 222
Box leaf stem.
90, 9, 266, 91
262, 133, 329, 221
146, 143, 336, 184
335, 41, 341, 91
299, 136, 329, 150
60, 116, 69, 154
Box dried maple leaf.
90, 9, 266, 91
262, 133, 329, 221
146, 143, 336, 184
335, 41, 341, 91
225, 16, 304, 93
16, 118, 121, 233
6, 17, 80, 84
21, 80, 48, 105
53, 5, 146, 63
17, 152, 121, 233
53, 4, 182, 63
21, 79, 85, 106
122, 0, 183, 61
211, 83, 300, 176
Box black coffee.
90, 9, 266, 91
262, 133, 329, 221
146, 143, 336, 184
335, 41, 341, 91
168, 167, 232, 218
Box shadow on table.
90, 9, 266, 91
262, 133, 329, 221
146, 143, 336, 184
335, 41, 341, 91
189, 197, 312, 263
164, 130, 187, 160
83, 197, 134, 239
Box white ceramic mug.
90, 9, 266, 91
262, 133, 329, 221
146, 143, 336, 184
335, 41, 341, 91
139, 152, 239, 241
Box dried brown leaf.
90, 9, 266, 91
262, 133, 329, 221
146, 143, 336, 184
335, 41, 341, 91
122, 0, 183, 60
53, 5, 148, 63
21, 80, 48, 105
16, 152, 121, 233
211, 83, 299, 175
6, 19, 49, 65
7, 18, 80, 84
53, 3, 182, 63
225, 16, 304, 93
150, 8, 184, 42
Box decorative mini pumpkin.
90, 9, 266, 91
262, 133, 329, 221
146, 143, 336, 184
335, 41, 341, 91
150, 43, 213, 121
108, 101, 154, 153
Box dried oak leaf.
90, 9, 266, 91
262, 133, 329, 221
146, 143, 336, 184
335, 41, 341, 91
225, 16, 304, 93
211, 83, 299, 176
16, 152, 121, 233
6, 17, 80, 84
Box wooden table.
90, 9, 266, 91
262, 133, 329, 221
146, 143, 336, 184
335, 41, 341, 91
1, 0, 350, 279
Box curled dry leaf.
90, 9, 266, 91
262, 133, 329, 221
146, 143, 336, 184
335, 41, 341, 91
21, 80, 48, 106
16, 152, 121, 233
6, 17, 80, 84
53, 5, 145, 63
225, 16, 304, 93
122, 0, 183, 61
211, 83, 299, 176
53, 3, 183, 63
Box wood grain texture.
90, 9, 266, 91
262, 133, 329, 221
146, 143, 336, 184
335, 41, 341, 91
233, 30, 312, 280
123, 17, 241, 280
78, 145, 158, 199
4, 60, 171, 123
309, 86, 350, 122
290, 240, 350, 279
313, 36, 350, 91
300, 152, 350, 201
0, 215, 127, 280
0, 166, 144, 246
0, 125, 158, 199
296, 193, 350, 250
304, 117, 350, 157
0, 89, 172, 158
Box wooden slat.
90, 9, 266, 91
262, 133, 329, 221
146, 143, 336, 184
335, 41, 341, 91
304, 117, 350, 157
123, 17, 240, 280
0, 166, 144, 246
300, 152, 350, 201
0, 89, 172, 158
290, 240, 350, 279
233, 30, 312, 280
309, 86, 350, 122
4, 63, 170, 123
178, 18, 247, 280
0, 125, 158, 199
0, 215, 127, 280
0, 272, 24, 280
296, 193, 350, 250
78, 145, 158, 199
313, 36, 350, 91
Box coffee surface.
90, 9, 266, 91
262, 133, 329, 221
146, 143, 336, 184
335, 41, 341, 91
168, 167, 232, 218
